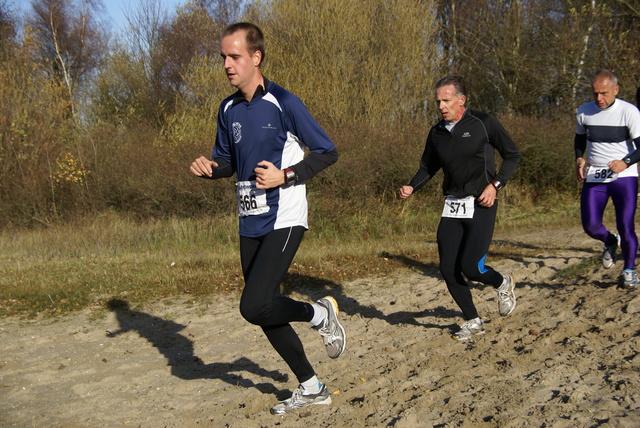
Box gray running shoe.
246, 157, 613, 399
270, 383, 331, 415
496, 274, 516, 316
619, 269, 640, 288
314, 296, 346, 358
602, 233, 620, 269
453, 317, 485, 341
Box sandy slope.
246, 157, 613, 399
2, 227, 640, 427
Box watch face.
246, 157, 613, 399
626, 158, 631, 164
285, 170, 296, 185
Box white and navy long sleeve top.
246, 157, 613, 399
207, 78, 338, 237
574, 99, 640, 177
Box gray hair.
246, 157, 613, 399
592, 69, 618, 86
435, 75, 467, 97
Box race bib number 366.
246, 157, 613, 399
586, 165, 617, 183
442, 196, 475, 219
236, 181, 269, 217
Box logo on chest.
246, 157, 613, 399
232, 122, 242, 144
461, 132, 471, 138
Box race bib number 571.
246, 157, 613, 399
236, 181, 269, 217
442, 196, 475, 219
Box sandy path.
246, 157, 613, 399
2, 227, 640, 427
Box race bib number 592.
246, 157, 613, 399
236, 181, 269, 217
442, 196, 475, 219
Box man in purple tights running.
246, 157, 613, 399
575, 69, 640, 288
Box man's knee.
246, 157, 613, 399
439, 263, 454, 279
582, 221, 601, 238
239, 299, 272, 325
461, 266, 483, 282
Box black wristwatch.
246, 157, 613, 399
491, 179, 504, 190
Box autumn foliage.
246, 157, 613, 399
0, 0, 638, 228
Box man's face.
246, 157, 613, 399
435, 84, 466, 122
592, 77, 619, 110
220, 30, 261, 93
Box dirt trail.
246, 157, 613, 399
2, 227, 640, 427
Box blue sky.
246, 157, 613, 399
99, 0, 187, 31
10, 0, 187, 33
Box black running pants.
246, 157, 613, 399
436, 202, 503, 320
239, 226, 316, 383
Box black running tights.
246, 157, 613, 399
239, 226, 316, 383
436, 203, 504, 320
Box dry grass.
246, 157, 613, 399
0, 192, 600, 318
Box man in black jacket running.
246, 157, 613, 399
398, 75, 521, 341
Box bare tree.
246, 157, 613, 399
0, 0, 17, 51
436, 0, 552, 115
614, 0, 640, 17
95, 0, 241, 127
27, 0, 107, 119
157, 0, 241, 96
122, 0, 167, 75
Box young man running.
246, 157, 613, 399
190, 22, 346, 414
398, 75, 521, 340
575, 69, 640, 288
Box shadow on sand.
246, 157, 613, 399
106, 298, 287, 395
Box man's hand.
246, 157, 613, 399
397, 185, 414, 200
608, 159, 628, 174
255, 161, 285, 189
478, 184, 497, 207
190, 156, 218, 177
576, 157, 586, 182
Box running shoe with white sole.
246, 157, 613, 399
270, 383, 331, 415
496, 274, 516, 316
619, 269, 640, 288
453, 317, 485, 341
602, 233, 620, 269
314, 296, 346, 358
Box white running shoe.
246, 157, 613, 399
270, 383, 331, 415
314, 296, 346, 358
496, 274, 516, 316
602, 233, 620, 269
619, 269, 640, 288
453, 317, 485, 341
